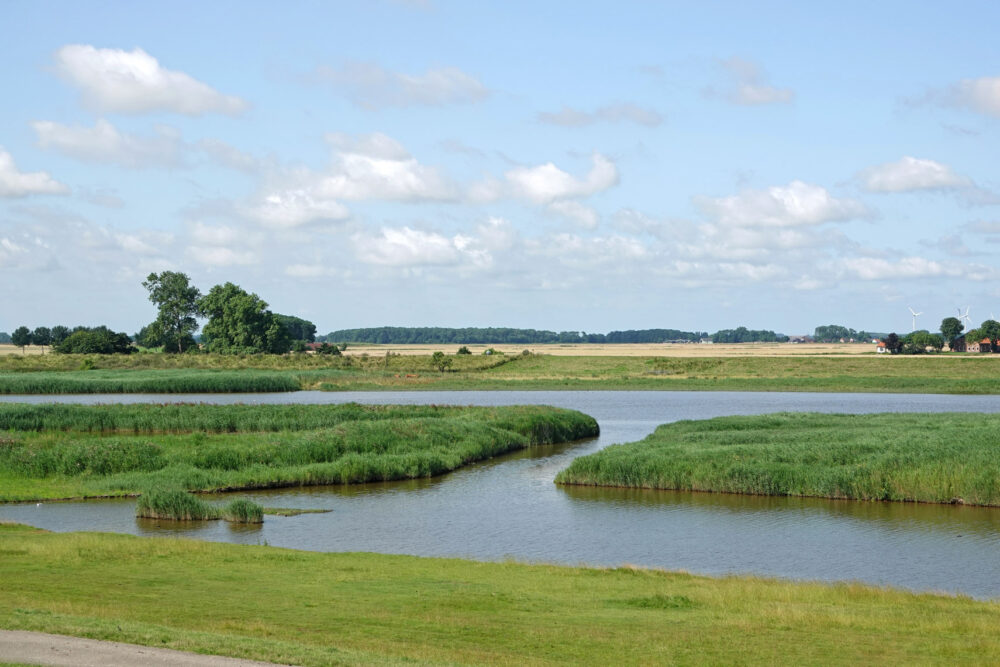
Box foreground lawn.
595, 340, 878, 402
0, 522, 998, 665
557, 412, 1000, 505
2, 353, 1000, 393
0, 403, 598, 501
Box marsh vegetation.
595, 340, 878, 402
0, 403, 599, 501
557, 412, 1000, 505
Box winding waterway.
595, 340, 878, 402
4, 391, 1000, 598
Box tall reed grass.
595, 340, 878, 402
0, 370, 300, 394
556, 412, 1000, 506
0, 404, 598, 500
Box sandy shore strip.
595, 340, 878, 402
0, 630, 291, 667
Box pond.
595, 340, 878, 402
4, 390, 1000, 598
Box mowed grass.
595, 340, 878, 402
0, 403, 598, 501
3, 352, 1000, 394
557, 412, 1000, 505
2, 523, 999, 665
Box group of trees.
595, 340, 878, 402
318, 327, 711, 345
139, 272, 315, 355
710, 328, 788, 343
813, 325, 882, 343
879, 316, 1000, 355
5, 325, 133, 354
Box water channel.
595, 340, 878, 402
3, 390, 1000, 598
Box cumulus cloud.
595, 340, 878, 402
538, 104, 662, 127
354, 226, 463, 266
198, 139, 260, 172
316, 61, 488, 109
548, 200, 599, 229
317, 132, 456, 201
861, 156, 969, 192
697, 181, 867, 227
244, 189, 350, 229
53, 45, 247, 115
712, 57, 794, 106
936, 76, 1000, 118
186, 246, 257, 267
33, 119, 186, 168
502, 153, 619, 204
841, 256, 962, 280
0, 148, 69, 198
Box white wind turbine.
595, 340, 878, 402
959, 306, 972, 328
908, 307, 923, 332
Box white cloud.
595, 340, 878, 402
244, 189, 350, 229
198, 139, 259, 172
948, 77, 1000, 118
354, 227, 462, 266
842, 256, 960, 280
33, 119, 186, 168
53, 44, 247, 115
697, 181, 867, 228
548, 200, 599, 229
187, 246, 257, 266
715, 57, 794, 106
861, 156, 969, 192
189, 222, 243, 246
316, 132, 456, 201
503, 153, 619, 204
538, 104, 662, 127
0, 148, 69, 198
317, 61, 488, 109
474, 217, 516, 251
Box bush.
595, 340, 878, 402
457, 346, 471, 355
55, 327, 133, 354
223, 499, 264, 523
136, 488, 218, 520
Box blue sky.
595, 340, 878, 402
1, 1, 998, 336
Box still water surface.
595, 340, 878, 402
4, 391, 1000, 598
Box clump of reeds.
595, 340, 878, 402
0, 369, 301, 394
555, 412, 1000, 506
136, 489, 219, 521
222, 499, 264, 523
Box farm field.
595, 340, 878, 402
1, 522, 998, 666
1, 350, 1000, 393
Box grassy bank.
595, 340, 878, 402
557, 412, 1000, 505
3, 353, 1000, 394
1, 523, 999, 665
0, 403, 598, 501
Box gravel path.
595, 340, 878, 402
0, 630, 292, 666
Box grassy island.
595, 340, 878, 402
0, 403, 598, 502
556, 412, 1000, 506
1, 522, 999, 665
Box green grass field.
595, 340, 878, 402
0, 403, 598, 501
1, 522, 998, 665
557, 412, 1000, 505
3, 353, 1000, 393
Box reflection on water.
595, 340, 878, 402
4, 390, 1000, 598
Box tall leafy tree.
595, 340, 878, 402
198, 282, 291, 354
50, 325, 70, 345
940, 317, 964, 346
142, 271, 201, 353
31, 326, 52, 353
273, 314, 317, 342
979, 320, 1000, 351
11, 326, 31, 353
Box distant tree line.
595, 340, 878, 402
813, 324, 884, 343
710, 328, 788, 343
318, 327, 710, 345
6, 325, 134, 354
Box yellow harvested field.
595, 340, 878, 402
0, 344, 45, 356
342, 342, 876, 357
